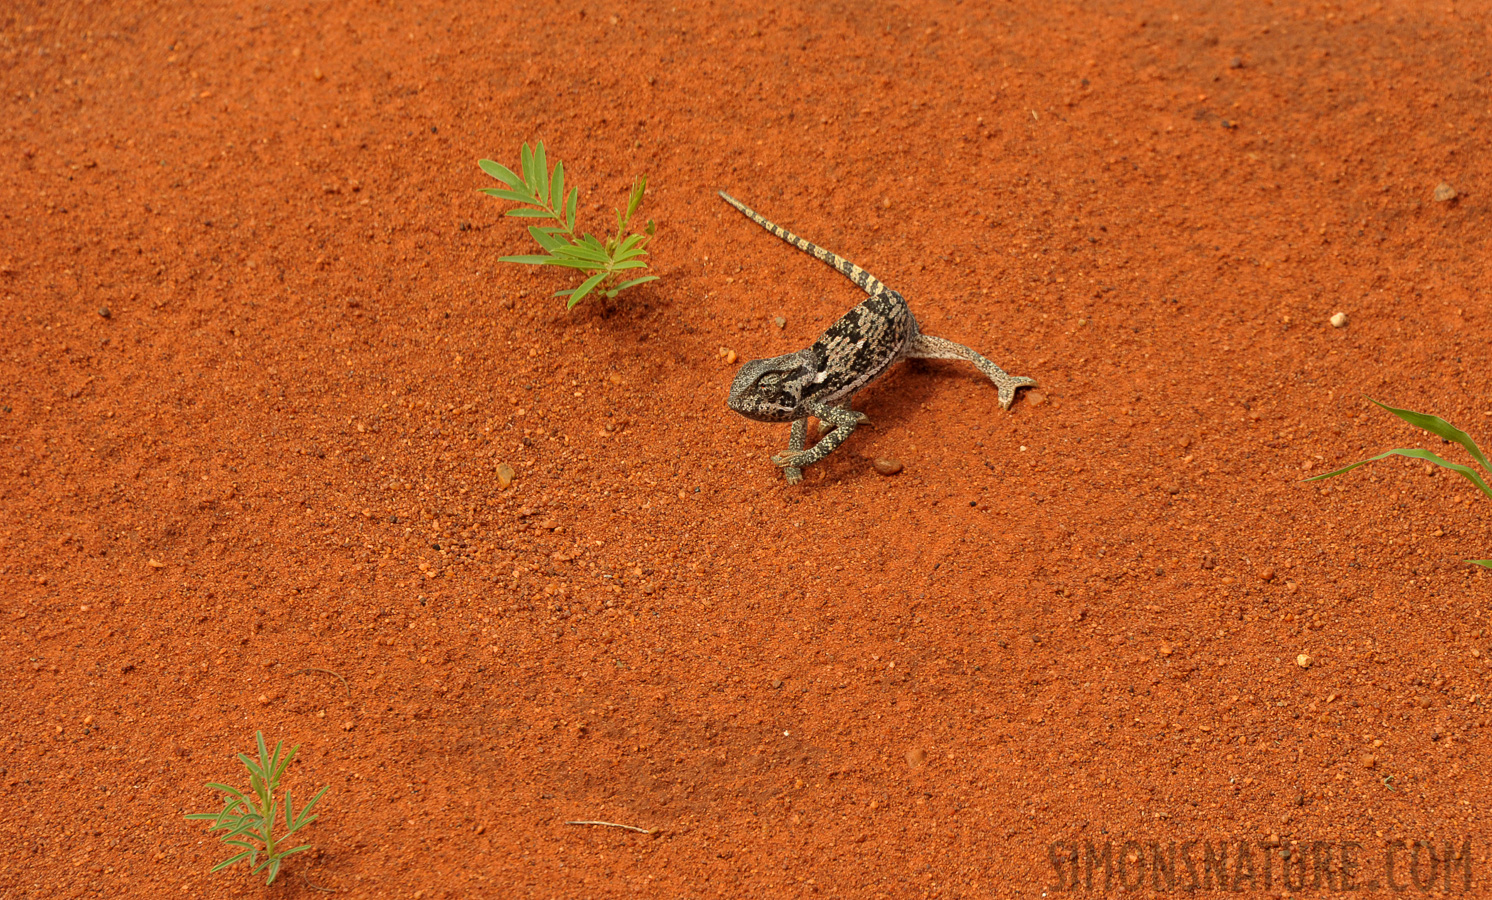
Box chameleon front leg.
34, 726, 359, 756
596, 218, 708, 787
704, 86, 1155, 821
782, 417, 808, 485
771, 401, 865, 477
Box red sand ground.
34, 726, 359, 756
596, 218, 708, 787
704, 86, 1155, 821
3, 0, 1491, 896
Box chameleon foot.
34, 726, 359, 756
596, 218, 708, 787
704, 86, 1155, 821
772, 449, 814, 469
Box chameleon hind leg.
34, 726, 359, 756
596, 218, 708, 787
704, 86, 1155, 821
772, 401, 865, 481
904, 334, 1036, 410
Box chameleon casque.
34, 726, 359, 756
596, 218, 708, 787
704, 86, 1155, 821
721, 191, 1036, 484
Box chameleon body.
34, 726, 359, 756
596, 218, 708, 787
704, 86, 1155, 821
721, 191, 1035, 484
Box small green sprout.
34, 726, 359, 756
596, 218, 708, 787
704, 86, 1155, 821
1307, 398, 1492, 569
185, 731, 330, 885
479, 141, 657, 308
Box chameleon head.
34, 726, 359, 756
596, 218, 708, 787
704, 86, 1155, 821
727, 350, 820, 422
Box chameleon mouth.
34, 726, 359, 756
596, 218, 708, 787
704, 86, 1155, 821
726, 396, 793, 423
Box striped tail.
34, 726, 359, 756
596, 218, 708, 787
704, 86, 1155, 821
718, 191, 884, 295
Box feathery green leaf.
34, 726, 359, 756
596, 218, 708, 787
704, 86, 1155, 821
187, 732, 329, 886
479, 144, 657, 308
477, 159, 523, 189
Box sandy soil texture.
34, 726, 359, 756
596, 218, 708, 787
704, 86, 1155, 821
3, 0, 1490, 896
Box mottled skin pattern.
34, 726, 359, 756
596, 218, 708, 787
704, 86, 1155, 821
721, 191, 1036, 484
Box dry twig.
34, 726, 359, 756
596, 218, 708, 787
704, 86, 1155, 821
300, 872, 335, 893
291, 667, 351, 698
564, 820, 654, 834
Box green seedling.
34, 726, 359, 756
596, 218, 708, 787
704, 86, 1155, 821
1307, 397, 1492, 568
479, 141, 657, 308
185, 731, 330, 885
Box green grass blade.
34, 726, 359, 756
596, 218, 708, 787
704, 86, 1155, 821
497, 254, 553, 266
549, 240, 609, 259
1305, 458, 1383, 482
566, 188, 578, 232
612, 275, 659, 293
549, 244, 610, 264
1367, 398, 1492, 474
277, 843, 314, 858
272, 741, 298, 783
284, 813, 321, 838
527, 226, 568, 253
613, 240, 648, 262
550, 160, 565, 212
520, 143, 535, 190
266, 857, 282, 885
504, 208, 558, 218
1307, 447, 1492, 497
290, 786, 331, 829
208, 783, 255, 808
540, 258, 609, 272
534, 141, 549, 199
210, 851, 253, 872
482, 188, 538, 204
627, 176, 647, 219
607, 259, 651, 271
477, 159, 523, 189
1471, 560, 1492, 569
567, 272, 609, 308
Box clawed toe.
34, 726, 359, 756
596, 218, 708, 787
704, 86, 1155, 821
772, 451, 810, 468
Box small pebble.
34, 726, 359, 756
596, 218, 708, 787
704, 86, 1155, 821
872, 457, 903, 476
1329, 312, 1348, 328
1260, 567, 1276, 582
905, 747, 927, 768
1296, 653, 1312, 669
773, 316, 786, 329
1433, 182, 1458, 202
725, 349, 738, 365
1023, 389, 1047, 407
1362, 753, 1377, 769
496, 463, 515, 489
1159, 645, 1174, 658
97, 307, 111, 318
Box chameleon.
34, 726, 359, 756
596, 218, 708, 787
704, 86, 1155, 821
720, 191, 1036, 484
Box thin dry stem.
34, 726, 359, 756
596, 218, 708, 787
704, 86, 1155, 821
564, 820, 654, 834
291, 667, 351, 698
